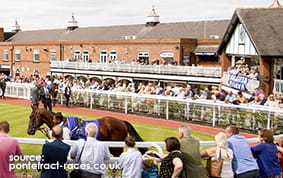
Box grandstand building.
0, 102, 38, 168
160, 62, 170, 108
0, 4, 283, 96
0, 8, 228, 84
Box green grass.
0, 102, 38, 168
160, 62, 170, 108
0, 102, 214, 156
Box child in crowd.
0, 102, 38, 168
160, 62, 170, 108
142, 154, 159, 178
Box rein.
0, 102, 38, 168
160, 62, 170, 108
37, 127, 51, 139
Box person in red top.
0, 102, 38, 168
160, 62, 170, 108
0, 121, 22, 178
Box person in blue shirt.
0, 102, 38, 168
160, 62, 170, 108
142, 154, 159, 178
225, 125, 259, 178
225, 91, 237, 104
251, 129, 282, 178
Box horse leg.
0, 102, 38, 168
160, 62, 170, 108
109, 148, 124, 157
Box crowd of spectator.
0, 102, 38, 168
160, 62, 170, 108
3, 73, 283, 109
2, 120, 283, 178
227, 63, 259, 80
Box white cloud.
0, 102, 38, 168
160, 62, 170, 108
0, 0, 273, 31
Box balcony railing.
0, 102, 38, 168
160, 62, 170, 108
50, 61, 222, 78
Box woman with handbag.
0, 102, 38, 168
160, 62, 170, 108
201, 132, 233, 178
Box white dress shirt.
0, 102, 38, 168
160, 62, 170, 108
70, 137, 110, 175
119, 148, 143, 178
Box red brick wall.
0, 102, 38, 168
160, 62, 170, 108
0, 38, 220, 77
259, 57, 274, 96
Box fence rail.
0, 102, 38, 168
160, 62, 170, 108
51, 61, 222, 78
5, 82, 283, 132
13, 135, 283, 178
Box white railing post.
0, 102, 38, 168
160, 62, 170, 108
186, 101, 190, 121
125, 97, 128, 114
267, 112, 271, 129
90, 96, 93, 109
212, 105, 216, 127
166, 100, 169, 120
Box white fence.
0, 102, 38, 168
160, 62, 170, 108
51, 61, 222, 78
17, 136, 283, 177
5, 82, 283, 132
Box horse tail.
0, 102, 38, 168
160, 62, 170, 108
124, 121, 147, 154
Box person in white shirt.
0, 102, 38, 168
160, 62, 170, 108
119, 136, 143, 178
70, 123, 110, 178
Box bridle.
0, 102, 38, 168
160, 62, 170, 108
30, 110, 51, 139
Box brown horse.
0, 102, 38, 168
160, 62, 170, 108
27, 106, 147, 156
50, 83, 58, 107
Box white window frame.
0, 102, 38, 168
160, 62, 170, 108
82, 50, 89, 62
74, 50, 81, 61
110, 51, 117, 61
3, 50, 8, 61
137, 52, 149, 64
33, 50, 40, 62
138, 52, 149, 58
50, 50, 56, 61
15, 50, 21, 61
100, 51, 107, 63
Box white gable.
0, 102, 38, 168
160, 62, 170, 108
226, 23, 257, 56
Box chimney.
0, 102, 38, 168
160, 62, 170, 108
67, 14, 79, 31
12, 19, 21, 32
146, 6, 160, 27
0, 28, 4, 42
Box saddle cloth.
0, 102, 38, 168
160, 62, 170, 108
66, 116, 100, 139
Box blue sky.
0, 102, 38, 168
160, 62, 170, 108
0, 0, 273, 31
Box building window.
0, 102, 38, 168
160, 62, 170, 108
33, 50, 40, 62
160, 52, 174, 64
82, 50, 89, 62
198, 55, 218, 63
15, 50, 21, 61
100, 51, 107, 63
74, 50, 81, 61
137, 52, 149, 64
3, 50, 8, 61
50, 50, 56, 61
110, 51, 117, 62
239, 23, 246, 44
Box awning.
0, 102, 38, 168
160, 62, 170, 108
191, 46, 218, 55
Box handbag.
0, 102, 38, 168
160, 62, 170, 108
206, 147, 223, 178
70, 142, 86, 178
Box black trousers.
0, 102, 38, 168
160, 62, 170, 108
1, 87, 5, 97
42, 97, 52, 111
80, 171, 101, 178
65, 94, 70, 107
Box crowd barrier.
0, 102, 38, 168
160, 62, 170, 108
14, 135, 283, 178
5, 82, 283, 132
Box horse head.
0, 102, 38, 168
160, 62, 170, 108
27, 106, 41, 135
27, 106, 56, 136
50, 83, 59, 97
